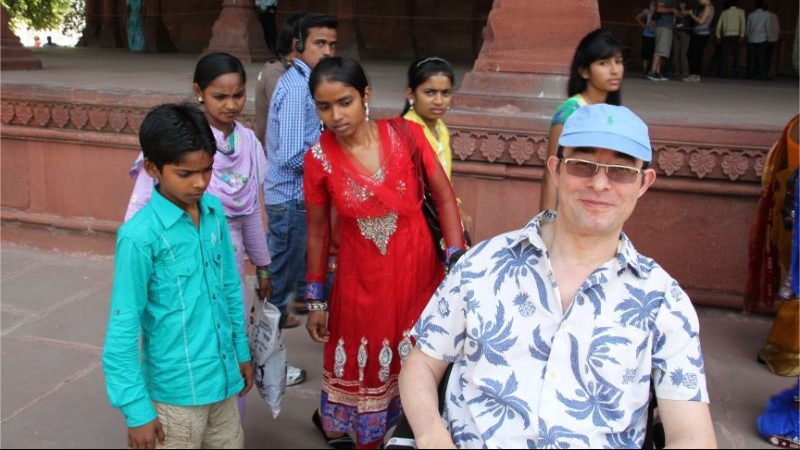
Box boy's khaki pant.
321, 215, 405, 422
154, 397, 243, 449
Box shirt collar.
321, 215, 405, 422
510, 210, 650, 279
151, 186, 217, 229
293, 58, 312, 80
615, 232, 651, 279
509, 210, 555, 251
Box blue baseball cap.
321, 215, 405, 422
558, 104, 652, 162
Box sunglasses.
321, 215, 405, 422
561, 158, 642, 184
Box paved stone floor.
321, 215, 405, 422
0, 225, 795, 449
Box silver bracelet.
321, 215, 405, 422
306, 301, 328, 312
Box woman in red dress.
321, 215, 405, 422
303, 57, 465, 448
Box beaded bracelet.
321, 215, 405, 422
306, 301, 328, 312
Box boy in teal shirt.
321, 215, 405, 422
103, 103, 253, 449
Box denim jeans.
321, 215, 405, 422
265, 200, 307, 323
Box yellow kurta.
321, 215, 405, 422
404, 109, 453, 179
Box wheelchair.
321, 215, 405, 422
386, 364, 665, 449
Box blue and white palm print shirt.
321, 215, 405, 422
413, 211, 709, 449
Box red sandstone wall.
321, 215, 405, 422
2, 139, 136, 224
0, 86, 181, 232
0, 84, 779, 310
450, 171, 757, 309
627, 186, 756, 307
0, 133, 764, 310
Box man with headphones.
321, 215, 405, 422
263, 13, 337, 385
255, 13, 303, 148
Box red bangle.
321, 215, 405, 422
306, 273, 326, 284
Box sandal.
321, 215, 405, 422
312, 409, 356, 449
292, 298, 309, 315
280, 314, 301, 329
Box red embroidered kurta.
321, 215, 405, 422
303, 118, 464, 446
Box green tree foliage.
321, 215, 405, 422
61, 0, 84, 35
2, 0, 75, 31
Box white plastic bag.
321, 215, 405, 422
248, 300, 287, 419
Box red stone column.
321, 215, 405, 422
78, 0, 99, 46
0, 6, 42, 71
96, 0, 119, 47
451, 0, 600, 130
204, 0, 269, 63
335, 0, 358, 58
142, 0, 158, 53
446, 0, 599, 247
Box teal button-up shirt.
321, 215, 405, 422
103, 187, 251, 428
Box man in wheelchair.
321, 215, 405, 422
399, 105, 717, 449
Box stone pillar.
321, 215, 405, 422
96, 0, 120, 47
143, 0, 159, 53
1, 6, 42, 71
78, 0, 99, 47
445, 0, 599, 248
450, 0, 600, 130
204, 0, 269, 63
335, 0, 359, 58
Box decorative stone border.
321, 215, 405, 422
2, 99, 262, 133
2, 100, 148, 135
1, 97, 260, 147
2, 96, 769, 183
449, 128, 768, 183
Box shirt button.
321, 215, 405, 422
205, 262, 209, 267
222, 354, 227, 360
217, 324, 221, 329
212, 294, 217, 300
549, 371, 557, 380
